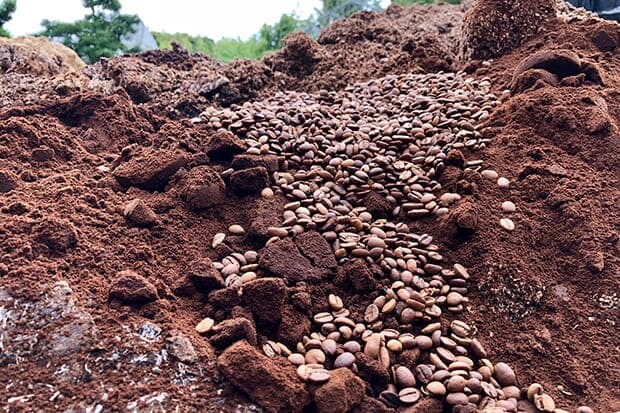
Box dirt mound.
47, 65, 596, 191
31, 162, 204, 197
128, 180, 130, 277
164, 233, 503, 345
0, 2, 619, 412
0, 36, 85, 75
461, 0, 557, 60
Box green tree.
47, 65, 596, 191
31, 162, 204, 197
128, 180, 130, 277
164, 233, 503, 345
40, 0, 139, 63
0, 0, 16, 38
259, 13, 303, 50
392, 0, 459, 5
316, 0, 382, 30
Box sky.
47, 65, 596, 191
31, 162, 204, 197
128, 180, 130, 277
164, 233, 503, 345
5, 0, 326, 40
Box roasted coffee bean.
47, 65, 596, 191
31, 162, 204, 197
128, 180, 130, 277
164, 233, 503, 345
334, 352, 356, 368
398, 387, 421, 404
426, 381, 446, 396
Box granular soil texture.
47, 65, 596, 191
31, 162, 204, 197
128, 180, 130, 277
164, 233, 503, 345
0, 1, 619, 413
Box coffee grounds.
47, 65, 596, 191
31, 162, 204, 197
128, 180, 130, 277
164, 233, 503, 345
0, 1, 618, 412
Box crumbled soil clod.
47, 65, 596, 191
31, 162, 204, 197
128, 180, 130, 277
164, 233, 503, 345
108, 270, 159, 304
217, 340, 311, 412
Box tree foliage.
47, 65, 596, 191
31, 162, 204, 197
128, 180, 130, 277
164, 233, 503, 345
392, 0, 460, 6
40, 0, 139, 63
0, 0, 16, 38
153, 12, 306, 62
316, 0, 382, 30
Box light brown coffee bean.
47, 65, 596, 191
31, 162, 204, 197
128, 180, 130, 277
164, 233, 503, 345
426, 381, 446, 396
305, 348, 326, 364
364, 333, 382, 359
500, 217, 515, 231
533, 393, 555, 412
334, 352, 356, 368
527, 383, 544, 401
195, 317, 214, 334
446, 392, 469, 405
328, 294, 344, 311
313, 312, 334, 324
398, 387, 421, 404
415, 335, 433, 350
387, 339, 402, 353
494, 362, 516, 386
228, 224, 245, 235
395, 366, 416, 388
288, 353, 305, 365
364, 304, 380, 323
308, 368, 331, 384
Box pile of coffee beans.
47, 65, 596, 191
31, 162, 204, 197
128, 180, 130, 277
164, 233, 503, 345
196, 71, 590, 412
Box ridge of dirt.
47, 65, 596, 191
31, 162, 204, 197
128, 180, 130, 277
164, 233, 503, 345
0, 1, 618, 412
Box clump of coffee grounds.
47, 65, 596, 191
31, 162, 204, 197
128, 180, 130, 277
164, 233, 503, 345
0, 1, 619, 412
417, 4, 620, 410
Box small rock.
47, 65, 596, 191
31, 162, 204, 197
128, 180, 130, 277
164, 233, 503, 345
209, 317, 257, 349
500, 218, 515, 231
230, 166, 270, 195
592, 29, 617, 52
32, 146, 55, 162
313, 368, 365, 413
231, 153, 279, 173
217, 340, 311, 412
176, 165, 226, 209
34, 218, 78, 253
501, 201, 516, 213
187, 258, 224, 292
205, 130, 247, 161
123, 199, 158, 227
109, 270, 158, 304
166, 332, 198, 363
114, 149, 188, 190
241, 278, 287, 324
259, 238, 322, 283
0, 170, 18, 193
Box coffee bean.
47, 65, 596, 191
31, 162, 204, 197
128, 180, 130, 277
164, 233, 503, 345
398, 387, 421, 404
334, 352, 356, 368
497, 177, 510, 188
575, 407, 594, 413
426, 381, 446, 396
364, 304, 380, 323
328, 294, 344, 311
195, 317, 214, 334
481, 169, 498, 180
395, 366, 416, 387
387, 339, 402, 353
321, 339, 337, 356
527, 383, 544, 401
364, 333, 382, 359
288, 353, 305, 365
305, 348, 326, 364
414, 364, 434, 384
212, 232, 226, 248
415, 335, 433, 350
446, 392, 469, 405
228, 224, 245, 235
501, 200, 516, 213
343, 341, 361, 353
494, 362, 516, 386
314, 312, 334, 324
533, 393, 556, 412
499, 218, 515, 231
308, 368, 331, 384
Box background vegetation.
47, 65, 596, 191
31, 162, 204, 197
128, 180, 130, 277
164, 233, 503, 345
0, 0, 459, 62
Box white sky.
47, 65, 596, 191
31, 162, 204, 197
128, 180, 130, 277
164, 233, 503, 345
5, 0, 326, 40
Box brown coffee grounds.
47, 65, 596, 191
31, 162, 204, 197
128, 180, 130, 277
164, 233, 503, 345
0, 1, 619, 412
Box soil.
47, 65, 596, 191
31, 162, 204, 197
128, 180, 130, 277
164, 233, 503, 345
0, 1, 619, 412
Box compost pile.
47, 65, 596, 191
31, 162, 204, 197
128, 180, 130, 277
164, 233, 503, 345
0, 0, 618, 412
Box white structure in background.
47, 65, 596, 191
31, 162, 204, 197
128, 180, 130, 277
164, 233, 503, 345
122, 20, 158, 52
